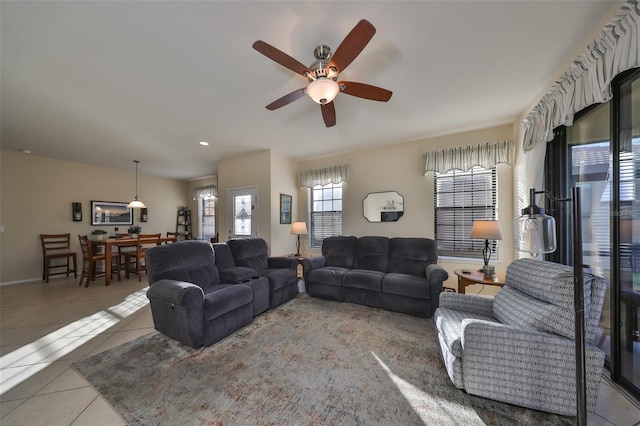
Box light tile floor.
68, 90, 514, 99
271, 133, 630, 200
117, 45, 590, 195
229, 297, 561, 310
1, 276, 639, 425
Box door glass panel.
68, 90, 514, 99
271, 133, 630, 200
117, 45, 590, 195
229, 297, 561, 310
566, 102, 611, 360
233, 194, 252, 236
619, 75, 640, 388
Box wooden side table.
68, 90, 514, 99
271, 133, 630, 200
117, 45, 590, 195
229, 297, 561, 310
454, 268, 505, 294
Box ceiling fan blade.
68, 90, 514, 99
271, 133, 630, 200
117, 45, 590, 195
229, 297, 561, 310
266, 88, 307, 110
253, 40, 311, 77
339, 81, 392, 102
321, 102, 336, 127
328, 19, 376, 73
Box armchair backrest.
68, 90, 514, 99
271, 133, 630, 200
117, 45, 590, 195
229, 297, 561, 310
227, 238, 269, 274
387, 238, 438, 277
494, 258, 607, 344
353, 236, 389, 272
321, 236, 358, 268
145, 240, 222, 292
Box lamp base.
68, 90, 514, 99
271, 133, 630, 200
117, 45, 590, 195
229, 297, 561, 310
482, 265, 495, 279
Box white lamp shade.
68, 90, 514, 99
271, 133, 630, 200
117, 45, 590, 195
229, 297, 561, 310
291, 222, 308, 235
307, 79, 339, 105
470, 220, 503, 240
127, 199, 146, 209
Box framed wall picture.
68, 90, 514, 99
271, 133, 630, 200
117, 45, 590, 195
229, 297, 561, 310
280, 194, 292, 224
91, 201, 133, 226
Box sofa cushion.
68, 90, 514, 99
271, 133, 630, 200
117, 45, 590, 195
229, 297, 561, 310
322, 236, 358, 269
387, 238, 438, 277
219, 267, 258, 283
493, 286, 576, 339
382, 273, 432, 299
203, 284, 252, 320
308, 266, 350, 287
434, 307, 497, 358
146, 241, 222, 292
343, 269, 385, 292
264, 268, 297, 291
212, 243, 236, 270
353, 236, 389, 272
227, 238, 269, 275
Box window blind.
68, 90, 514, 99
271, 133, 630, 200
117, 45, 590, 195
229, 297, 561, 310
434, 167, 497, 258
309, 183, 343, 248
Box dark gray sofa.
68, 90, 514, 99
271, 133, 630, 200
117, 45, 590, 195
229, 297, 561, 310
145, 240, 270, 348
302, 236, 448, 317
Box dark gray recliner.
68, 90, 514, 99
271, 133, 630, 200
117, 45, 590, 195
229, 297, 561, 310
226, 238, 299, 309
145, 240, 254, 348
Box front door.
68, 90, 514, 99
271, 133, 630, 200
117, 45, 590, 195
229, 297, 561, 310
226, 186, 258, 240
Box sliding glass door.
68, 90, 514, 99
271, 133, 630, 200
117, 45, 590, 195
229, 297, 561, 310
546, 68, 640, 399
614, 70, 640, 391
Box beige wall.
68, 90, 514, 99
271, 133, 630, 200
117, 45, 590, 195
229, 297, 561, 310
269, 151, 299, 256
217, 150, 299, 256
217, 150, 271, 244
0, 150, 188, 283
296, 123, 516, 295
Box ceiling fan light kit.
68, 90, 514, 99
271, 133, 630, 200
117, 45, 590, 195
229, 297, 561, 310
306, 78, 339, 105
253, 19, 392, 127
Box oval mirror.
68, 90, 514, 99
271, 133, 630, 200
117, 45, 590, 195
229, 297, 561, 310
363, 191, 404, 222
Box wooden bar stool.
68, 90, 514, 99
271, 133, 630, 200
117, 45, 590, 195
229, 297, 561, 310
40, 233, 77, 283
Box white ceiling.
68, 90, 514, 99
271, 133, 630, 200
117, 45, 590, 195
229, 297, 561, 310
1, 1, 622, 180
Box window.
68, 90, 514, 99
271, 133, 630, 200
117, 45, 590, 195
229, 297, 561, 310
198, 198, 215, 241
309, 182, 342, 248
434, 166, 497, 258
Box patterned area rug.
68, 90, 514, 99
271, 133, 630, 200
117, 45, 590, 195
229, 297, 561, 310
74, 294, 573, 425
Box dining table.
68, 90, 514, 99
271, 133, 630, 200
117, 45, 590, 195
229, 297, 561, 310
94, 236, 177, 286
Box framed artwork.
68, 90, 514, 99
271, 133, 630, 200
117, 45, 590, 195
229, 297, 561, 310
91, 201, 133, 226
280, 194, 292, 224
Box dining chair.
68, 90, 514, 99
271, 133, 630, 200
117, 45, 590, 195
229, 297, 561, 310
77, 235, 111, 287
113, 233, 135, 280
40, 233, 77, 283
123, 233, 161, 281
165, 231, 178, 243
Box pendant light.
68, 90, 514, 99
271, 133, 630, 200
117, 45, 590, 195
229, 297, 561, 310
127, 160, 146, 209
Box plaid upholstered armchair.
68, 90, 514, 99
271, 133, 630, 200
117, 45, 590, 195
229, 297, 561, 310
433, 258, 607, 416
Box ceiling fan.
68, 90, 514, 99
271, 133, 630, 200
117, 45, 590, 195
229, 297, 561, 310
252, 19, 392, 128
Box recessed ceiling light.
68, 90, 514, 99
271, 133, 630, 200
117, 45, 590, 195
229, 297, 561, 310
199, 141, 209, 146
21, 149, 31, 154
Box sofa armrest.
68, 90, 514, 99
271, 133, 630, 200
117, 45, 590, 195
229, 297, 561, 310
267, 256, 298, 270
460, 319, 605, 415
146, 279, 204, 310
425, 263, 449, 285
301, 256, 327, 282
219, 267, 258, 283
439, 292, 494, 317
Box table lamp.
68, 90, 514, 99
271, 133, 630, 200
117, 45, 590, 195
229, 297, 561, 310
470, 220, 503, 278
291, 222, 308, 257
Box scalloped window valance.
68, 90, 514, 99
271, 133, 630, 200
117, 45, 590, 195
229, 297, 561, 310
522, 1, 639, 151
423, 141, 513, 175
300, 164, 349, 189
193, 184, 217, 200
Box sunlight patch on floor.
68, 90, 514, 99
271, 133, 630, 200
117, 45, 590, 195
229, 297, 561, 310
0, 289, 148, 396
371, 351, 478, 425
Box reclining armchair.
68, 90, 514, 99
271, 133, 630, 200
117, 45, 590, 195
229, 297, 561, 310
434, 258, 607, 416
227, 238, 298, 309
145, 240, 262, 348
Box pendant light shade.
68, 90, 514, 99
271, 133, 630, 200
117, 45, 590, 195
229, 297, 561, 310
127, 160, 146, 209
